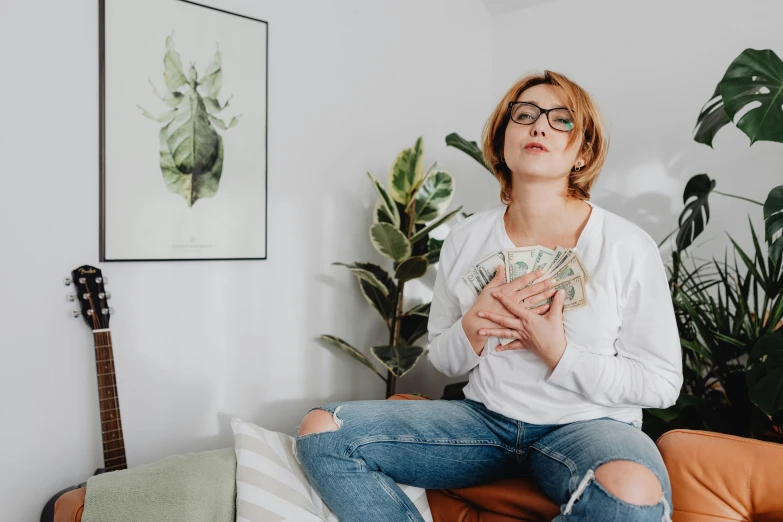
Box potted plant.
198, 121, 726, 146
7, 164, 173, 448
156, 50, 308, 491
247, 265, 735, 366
319, 137, 462, 398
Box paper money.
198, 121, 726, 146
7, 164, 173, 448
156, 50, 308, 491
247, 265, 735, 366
462, 250, 505, 296
504, 246, 537, 284
462, 244, 589, 347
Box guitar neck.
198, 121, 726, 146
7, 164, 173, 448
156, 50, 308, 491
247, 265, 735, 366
93, 329, 127, 471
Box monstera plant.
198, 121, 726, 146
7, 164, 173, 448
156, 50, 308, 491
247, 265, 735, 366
445, 48, 783, 441
139, 34, 241, 207
319, 137, 462, 398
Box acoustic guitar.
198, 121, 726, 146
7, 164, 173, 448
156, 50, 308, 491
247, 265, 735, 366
40, 265, 126, 522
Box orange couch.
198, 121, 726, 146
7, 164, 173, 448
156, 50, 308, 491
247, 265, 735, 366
54, 394, 783, 522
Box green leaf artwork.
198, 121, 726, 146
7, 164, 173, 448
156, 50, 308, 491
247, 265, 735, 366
138, 34, 241, 207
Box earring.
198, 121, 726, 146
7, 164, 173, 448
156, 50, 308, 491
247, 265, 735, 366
500, 155, 506, 163
574, 163, 582, 172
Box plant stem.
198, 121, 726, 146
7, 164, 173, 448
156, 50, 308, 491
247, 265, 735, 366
714, 191, 764, 206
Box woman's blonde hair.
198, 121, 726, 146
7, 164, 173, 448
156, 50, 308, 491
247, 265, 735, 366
482, 70, 609, 204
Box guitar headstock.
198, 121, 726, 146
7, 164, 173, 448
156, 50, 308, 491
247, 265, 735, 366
65, 265, 113, 329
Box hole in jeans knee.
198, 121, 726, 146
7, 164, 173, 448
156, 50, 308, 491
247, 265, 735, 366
296, 405, 344, 438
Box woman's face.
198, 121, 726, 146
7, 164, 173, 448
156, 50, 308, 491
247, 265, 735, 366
503, 84, 585, 184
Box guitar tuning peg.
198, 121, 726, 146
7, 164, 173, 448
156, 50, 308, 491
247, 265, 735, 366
95, 277, 102, 284
72, 310, 81, 318
106, 291, 112, 299
64, 277, 72, 286
68, 294, 77, 302
98, 291, 112, 300
103, 276, 109, 284
109, 307, 115, 315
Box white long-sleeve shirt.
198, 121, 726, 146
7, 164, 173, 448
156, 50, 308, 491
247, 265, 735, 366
427, 201, 683, 427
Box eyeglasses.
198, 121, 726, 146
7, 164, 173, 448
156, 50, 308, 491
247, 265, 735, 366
507, 102, 575, 132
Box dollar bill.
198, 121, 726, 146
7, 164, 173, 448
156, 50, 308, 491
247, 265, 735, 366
533, 249, 589, 285
462, 250, 505, 296
531, 246, 556, 273
504, 246, 537, 283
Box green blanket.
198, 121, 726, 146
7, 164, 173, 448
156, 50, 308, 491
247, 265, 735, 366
83, 448, 236, 522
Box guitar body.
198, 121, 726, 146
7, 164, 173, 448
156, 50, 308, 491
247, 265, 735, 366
41, 265, 125, 522
39, 470, 103, 522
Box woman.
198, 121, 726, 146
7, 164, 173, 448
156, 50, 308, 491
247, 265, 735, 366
295, 70, 683, 522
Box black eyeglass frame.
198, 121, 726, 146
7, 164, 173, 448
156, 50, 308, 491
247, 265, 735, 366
507, 101, 575, 132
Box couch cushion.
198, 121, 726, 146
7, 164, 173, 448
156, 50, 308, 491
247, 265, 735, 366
657, 429, 783, 522
231, 416, 433, 521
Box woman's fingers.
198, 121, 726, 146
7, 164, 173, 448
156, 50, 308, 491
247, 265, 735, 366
482, 264, 506, 292
519, 278, 558, 301
523, 288, 557, 306
491, 290, 529, 318
477, 328, 520, 339
477, 311, 521, 330
506, 268, 546, 292
497, 340, 525, 352
530, 303, 551, 315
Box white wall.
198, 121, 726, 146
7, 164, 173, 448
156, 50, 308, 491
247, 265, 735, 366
0, 1, 493, 520
492, 0, 782, 264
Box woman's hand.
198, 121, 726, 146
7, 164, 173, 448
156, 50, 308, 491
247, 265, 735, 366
477, 287, 568, 370
462, 265, 559, 356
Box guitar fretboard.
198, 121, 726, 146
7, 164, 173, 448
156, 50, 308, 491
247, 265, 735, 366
93, 330, 127, 471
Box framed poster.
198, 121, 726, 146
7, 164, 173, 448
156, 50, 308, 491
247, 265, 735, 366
99, 0, 268, 261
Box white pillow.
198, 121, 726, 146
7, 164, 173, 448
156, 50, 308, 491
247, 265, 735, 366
231, 417, 432, 522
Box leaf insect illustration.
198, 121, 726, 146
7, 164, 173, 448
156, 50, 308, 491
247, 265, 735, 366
139, 33, 241, 207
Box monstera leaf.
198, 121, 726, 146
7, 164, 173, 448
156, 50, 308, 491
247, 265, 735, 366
371, 345, 426, 378
388, 137, 424, 205
694, 48, 783, 147
413, 170, 454, 223
676, 174, 717, 252
764, 186, 783, 267
445, 133, 491, 172
746, 329, 783, 417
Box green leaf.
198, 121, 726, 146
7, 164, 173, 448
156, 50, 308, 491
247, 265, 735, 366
199, 45, 223, 98
318, 335, 385, 380
338, 262, 396, 323
367, 172, 400, 227
428, 238, 444, 252
163, 34, 187, 91
157, 124, 224, 207
413, 170, 455, 223
693, 83, 731, 148
676, 174, 716, 252
746, 329, 783, 416
764, 186, 783, 268
409, 206, 463, 245
333, 262, 389, 296
719, 48, 783, 146
400, 316, 429, 345
371, 345, 426, 378
425, 249, 441, 265
388, 137, 424, 205
370, 223, 411, 262
445, 133, 491, 172
394, 256, 429, 283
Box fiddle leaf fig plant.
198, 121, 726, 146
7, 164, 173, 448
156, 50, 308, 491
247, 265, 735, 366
319, 137, 462, 397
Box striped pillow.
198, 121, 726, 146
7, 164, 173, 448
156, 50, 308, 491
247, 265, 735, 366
230, 417, 432, 522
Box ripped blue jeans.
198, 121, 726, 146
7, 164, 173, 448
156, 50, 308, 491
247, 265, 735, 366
294, 398, 672, 522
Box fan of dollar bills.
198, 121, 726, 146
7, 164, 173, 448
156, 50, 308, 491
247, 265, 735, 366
463, 246, 589, 345
464, 245, 588, 306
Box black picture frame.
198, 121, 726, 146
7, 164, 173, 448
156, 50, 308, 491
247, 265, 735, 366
99, 0, 268, 261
